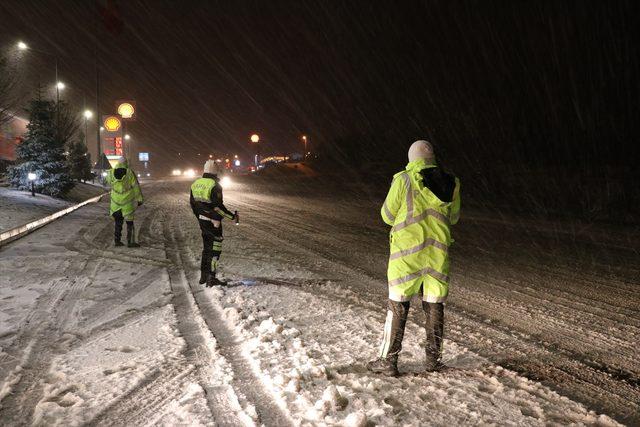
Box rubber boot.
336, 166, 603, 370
114, 214, 124, 246
366, 356, 399, 377
126, 221, 140, 248
423, 302, 445, 371
368, 300, 409, 377
199, 250, 210, 284
205, 272, 226, 288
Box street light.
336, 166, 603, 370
250, 134, 260, 166
83, 110, 93, 147
17, 40, 61, 103
124, 134, 131, 140
27, 172, 36, 196
302, 135, 308, 158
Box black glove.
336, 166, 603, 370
138, 201, 143, 207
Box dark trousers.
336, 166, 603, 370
379, 298, 445, 366
198, 219, 223, 278
113, 210, 134, 243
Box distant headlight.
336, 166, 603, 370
137, 173, 141, 177
171, 169, 181, 176
146, 173, 151, 177
220, 176, 232, 188
184, 169, 196, 178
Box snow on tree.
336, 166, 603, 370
67, 133, 94, 182
8, 93, 75, 196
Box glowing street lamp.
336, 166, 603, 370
250, 134, 260, 166
27, 172, 36, 196
83, 110, 93, 146
17, 40, 62, 103
302, 135, 308, 158
124, 134, 131, 140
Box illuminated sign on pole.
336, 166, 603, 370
116, 100, 136, 121
101, 115, 123, 157
138, 152, 149, 162
103, 116, 121, 132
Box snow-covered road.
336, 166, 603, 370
0, 176, 637, 425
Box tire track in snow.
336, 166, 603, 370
90, 362, 198, 426
164, 204, 292, 427
0, 256, 101, 424
152, 206, 252, 426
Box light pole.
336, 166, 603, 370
17, 41, 62, 103
302, 135, 308, 159
250, 134, 260, 167
27, 172, 36, 197
83, 110, 93, 146
124, 134, 131, 159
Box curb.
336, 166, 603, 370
0, 193, 107, 247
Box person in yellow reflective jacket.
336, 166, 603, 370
190, 160, 237, 287
367, 140, 461, 376
106, 157, 144, 247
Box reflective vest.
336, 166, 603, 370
191, 177, 216, 203
107, 161, 143, 219
381, 159, 461, 302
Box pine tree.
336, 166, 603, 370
8, 93, 74, 196
67, 134, 94, 182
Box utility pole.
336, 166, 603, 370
95, 57, 101, 167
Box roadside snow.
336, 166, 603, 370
0, 186, 71, 231
0, 183, 104, 232
216, 282, 619, 426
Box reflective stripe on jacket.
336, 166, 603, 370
107, 161, 143, 219
382, 159, 460, 302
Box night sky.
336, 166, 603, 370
0, 1, 638, 176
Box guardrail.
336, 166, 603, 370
0, 193, 107, 247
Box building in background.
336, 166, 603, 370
0, 114, 28, 164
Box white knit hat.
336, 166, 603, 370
203, 160, 219, 174
408, 140, 435, 163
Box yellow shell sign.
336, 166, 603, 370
117, 102, 135, 119
104, 116, 121, 132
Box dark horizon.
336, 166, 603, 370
1, 0, 638, 176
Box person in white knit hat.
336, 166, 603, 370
189, 160, 238, 287
367, 140, 461, 376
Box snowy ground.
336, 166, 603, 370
0, 186, 72, 231
0, 183, 105, 232
0, 176, 637, 425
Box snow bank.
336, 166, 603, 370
0, 186, 71, 231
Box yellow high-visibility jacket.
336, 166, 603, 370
107, 161, 143, 220
381, 159, 460, 302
